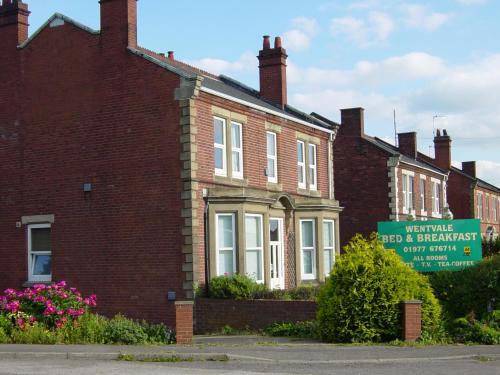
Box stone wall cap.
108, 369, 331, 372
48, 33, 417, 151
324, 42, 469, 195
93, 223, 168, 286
175, 300, 194, 306
402, 300, 422, 304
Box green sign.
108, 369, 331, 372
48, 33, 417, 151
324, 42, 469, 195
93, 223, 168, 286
377, 219, 482, 272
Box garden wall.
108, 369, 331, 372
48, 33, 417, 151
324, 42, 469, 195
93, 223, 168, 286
194, 298, 317, 334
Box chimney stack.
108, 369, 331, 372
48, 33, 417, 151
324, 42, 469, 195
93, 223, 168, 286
0, 0, 30, 48
434, 128, 452, 170
99, 0, 137, 48
462, 161, 476, 178
258, 35, 288, 109
340, 108, 365, 137
398, 132, 417, 159
167, 51, 174, 61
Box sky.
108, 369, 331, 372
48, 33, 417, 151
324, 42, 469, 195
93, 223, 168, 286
28, 0, 500, 186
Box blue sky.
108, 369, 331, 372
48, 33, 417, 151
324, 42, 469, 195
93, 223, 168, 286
29, 0, 500, 185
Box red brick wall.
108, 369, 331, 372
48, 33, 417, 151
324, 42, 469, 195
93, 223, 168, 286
334, 135, 391, 248
193, 92, 331, 288
0, 19, 184, 326
194, 298, 317, 333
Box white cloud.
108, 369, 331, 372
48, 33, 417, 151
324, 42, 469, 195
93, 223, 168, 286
401, 4, 453, 31
476, 161, 500, 186
283, 17, 319, 51
331, 11, 394, 46
189, 52, 255, 76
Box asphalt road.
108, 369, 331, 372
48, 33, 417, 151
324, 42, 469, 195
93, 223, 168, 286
0, 357, 499, 375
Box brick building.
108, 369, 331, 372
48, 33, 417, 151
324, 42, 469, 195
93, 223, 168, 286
334, 108, 449, 247
0, 0, 342, 327
420, 130, 500, 239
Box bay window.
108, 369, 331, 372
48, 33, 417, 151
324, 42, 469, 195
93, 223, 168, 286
216, 214, 236, 276
323, 220, 335, 277
245, 214, 264, 283
300, 219, 316, 280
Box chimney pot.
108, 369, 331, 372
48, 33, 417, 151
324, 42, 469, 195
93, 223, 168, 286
168, 51, 174, 60
263, 35, 270, 49
274, 36, 282, 48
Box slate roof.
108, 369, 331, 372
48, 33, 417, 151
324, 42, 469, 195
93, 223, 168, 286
451, 167, 500, 193
363, 136, 448, 175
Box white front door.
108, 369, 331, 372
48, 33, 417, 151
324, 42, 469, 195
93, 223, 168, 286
269, 218, 284, 290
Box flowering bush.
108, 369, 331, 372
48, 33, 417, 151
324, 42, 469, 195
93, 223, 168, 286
0, 281, 96, 330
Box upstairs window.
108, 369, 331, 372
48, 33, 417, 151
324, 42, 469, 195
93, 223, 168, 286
28, 224, 52, 282
491, 197, 497, 222
432, 181, 441, 215
420, 178, 426, 212
402, 174, 414, 212
214, 117, 227, 176
266, 132, 278, 183
308, 144, 317, 191
231, 122, 243, 178
297, 141, 306, 189
477, 193, 483, 219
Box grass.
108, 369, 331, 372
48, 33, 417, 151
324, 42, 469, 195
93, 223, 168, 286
117, 353, 193, 363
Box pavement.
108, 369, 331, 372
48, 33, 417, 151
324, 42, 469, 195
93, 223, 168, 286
0, 335, 499, 364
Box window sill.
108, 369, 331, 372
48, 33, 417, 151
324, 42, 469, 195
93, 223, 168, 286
213, 175, 249, 187
297, 188, 322, 197
266, 182, 283, 192
22, 280, 52, 288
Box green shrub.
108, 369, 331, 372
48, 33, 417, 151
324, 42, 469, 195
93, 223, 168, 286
140, 321, 175, 344
450, 316, 500, 344
208, 274, 267, 300
0, 314, 13, 336
317, 234, 441, 343
287, 285, 322, 301
103, 314, 148, 345
9, 323, 58, 344
265, 321, 317, 339
482, 237, 500, 258
0, 328, 8, 344
430, 255, 499, 320
57, 313, 108, 344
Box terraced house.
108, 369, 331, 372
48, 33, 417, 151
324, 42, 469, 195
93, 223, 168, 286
0, 0, 341, 328
333, 108, 449, 247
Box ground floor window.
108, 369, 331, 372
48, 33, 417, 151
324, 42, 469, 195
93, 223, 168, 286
300, 219, 316, 280
323, 220, 335, 276
28, 224, 52, 282
216, 213, 236, 276
245, 214, 264, 283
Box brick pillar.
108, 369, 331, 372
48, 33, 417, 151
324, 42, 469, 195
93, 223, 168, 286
401, 300, 422, 341
175, 301, 194, 344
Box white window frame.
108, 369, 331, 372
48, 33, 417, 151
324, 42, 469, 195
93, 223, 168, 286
215, 213, 236, 276
300, 219, 316, 280
28, 223, 52, 282
231, 121, 243, 179
213, 117, 227, 177
402, 172, 414, 213
477, 192, 483, 219
431, 180, 442, 217
244, 214, 264, 284
491, 196, 497, 222
323, 220, 335, 277
297, 140, 306, 189
420, 178, 427, 215
486, 195, 490, 220
266, 131, 278, 183
308, 144, 317, 191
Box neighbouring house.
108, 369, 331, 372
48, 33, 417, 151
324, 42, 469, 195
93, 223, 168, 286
0, 0, 342, 328
420, 130, 500, 239
333, 108, 449, 247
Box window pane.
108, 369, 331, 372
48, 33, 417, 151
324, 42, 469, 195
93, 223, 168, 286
303, 250, 313, 274
31, 228, 51, 252
270, 220, 279, 242
298, 165, 304, 183
267, 133, 275, 155
245, 216, 262, 248
218, 215, 233, 248
219, 250, 234, 276
267, 158, 275, 178
297, 142, 304, 162
33, 255, 51, 276
214, 148, 224, 170
245, 250, 262, 281
308, 144, 315, 165
232, 151, 241, 172
231, 123, 241, 148
309, 167, 315, 185
323, 222, 333, 248
324, 250, 332, 275
301, 221, 314, 248
214, 119, 224, 144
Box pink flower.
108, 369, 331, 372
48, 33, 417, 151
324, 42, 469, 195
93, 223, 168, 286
55, 317, 67, 329
3, 289, 16, 297
34, 295, 46, 303
29, 316, 37, 324
57, 309, 65, 316
16, 318, 25, 330
33, 284, 46, 292
56, 281, 67, 288
43, 306, 56, 316
5, 300, 20, 313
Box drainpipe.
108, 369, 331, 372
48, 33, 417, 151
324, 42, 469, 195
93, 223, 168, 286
328, 133, 334, 200
203, 195, 210, 296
